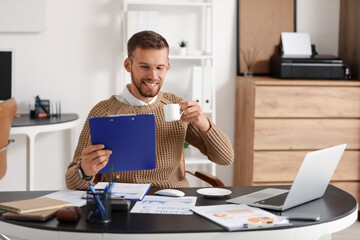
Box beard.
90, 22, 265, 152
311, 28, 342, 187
131, 71, 162, 98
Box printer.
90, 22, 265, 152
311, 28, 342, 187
270, 44, 351, 80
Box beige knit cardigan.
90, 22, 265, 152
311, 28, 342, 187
65, 92, 234, 190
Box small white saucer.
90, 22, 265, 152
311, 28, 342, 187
196, 188, 232, 198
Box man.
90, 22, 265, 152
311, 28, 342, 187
66, 31, 234, 190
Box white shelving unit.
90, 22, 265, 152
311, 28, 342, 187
120, 0, 216, 184
168, 55, 212, 60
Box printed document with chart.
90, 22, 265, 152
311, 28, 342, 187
131, 196, 197, 215
191, 204, 289, 231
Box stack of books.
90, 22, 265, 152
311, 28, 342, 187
0, 197, 71, 221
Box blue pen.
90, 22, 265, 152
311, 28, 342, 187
107, 182, 115, 193
102, 182, 115, 205
102, 185, 109, 206
35, 96, 49, 114
88, 183, 106, 220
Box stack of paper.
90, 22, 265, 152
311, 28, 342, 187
82, 182, 152, 201
43, 190, 87, 207
281, 32, 312, 58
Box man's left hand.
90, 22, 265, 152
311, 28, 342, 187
179, 100, 210, 132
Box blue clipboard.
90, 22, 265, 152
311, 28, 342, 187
89, 114, 157, 174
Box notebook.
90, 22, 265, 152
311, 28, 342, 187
227, 144, 346, 211
0, 197, 71, 214
89, 114, 157, 174
2, 208, 60, 222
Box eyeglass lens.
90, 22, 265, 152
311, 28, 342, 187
131, 57, 169, 74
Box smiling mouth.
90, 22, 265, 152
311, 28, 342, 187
143, 82, 158, 88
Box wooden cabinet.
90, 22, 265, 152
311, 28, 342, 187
339, 0, 360, 80
234, 76, 360, 203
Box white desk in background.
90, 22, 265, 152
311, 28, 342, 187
10, 114, 79, 191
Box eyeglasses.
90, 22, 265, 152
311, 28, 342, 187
130, 57, 170, 75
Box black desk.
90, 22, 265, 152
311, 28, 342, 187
0, 185, 357, 240
12, 114, 79, 127
10, 114, 80, 190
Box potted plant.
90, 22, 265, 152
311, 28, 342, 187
178, 40, 187, 56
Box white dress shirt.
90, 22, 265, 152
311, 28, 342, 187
116, 84, 157, 106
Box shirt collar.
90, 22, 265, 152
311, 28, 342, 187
116, 84, 157, 106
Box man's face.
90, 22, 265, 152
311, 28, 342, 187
125, 48, 169, 103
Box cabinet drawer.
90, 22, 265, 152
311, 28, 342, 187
255, 86, 360, 118
253, 151, 360, 182
254, 119, 360, 150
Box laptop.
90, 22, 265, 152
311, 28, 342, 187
227, 144, 347, 211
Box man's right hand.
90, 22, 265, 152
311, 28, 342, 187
80, 144, 112, 177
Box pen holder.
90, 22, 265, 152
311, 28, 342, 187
86, 190, 111, 223
30, 99, 50, 118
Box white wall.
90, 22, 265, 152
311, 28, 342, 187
213, 0, 237, 185
0, 0, 341, 191
1, 0, 122, 190
296, 0, 340, 55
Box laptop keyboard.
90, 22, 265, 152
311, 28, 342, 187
254, 192, 289, 206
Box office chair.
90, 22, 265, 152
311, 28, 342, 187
180, 150, 225, 187
0, 98, 17, 180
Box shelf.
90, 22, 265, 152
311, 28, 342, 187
169, 55, 212, 60
122, 0, 216, 178
125, 0, 212, 7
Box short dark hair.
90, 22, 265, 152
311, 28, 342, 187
127, 31, 169, 58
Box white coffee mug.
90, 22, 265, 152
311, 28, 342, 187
163, 104, 181, 122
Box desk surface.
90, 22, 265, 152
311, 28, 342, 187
12, 114, 79, 127
0, 185, 357, 235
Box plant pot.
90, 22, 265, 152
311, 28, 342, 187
179, 47, 187, 56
